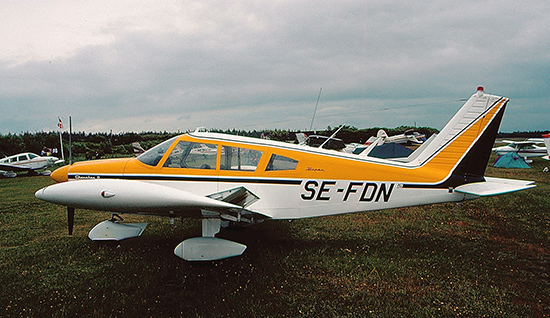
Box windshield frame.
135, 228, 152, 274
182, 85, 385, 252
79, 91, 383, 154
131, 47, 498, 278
136, 136, 178, 167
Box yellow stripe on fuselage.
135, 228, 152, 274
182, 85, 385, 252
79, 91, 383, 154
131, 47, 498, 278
67, 98, 505, 186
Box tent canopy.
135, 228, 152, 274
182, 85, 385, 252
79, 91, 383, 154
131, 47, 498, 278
493, 153, 531, 169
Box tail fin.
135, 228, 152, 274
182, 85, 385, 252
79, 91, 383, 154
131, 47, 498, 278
377, 129, 388, 138
296, 133, 308, 145
413, 87, 508, 187
543, 133, 550, 160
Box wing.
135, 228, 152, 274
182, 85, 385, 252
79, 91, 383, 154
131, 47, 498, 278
512, 141, 537, 146
0, 163, 33, 172
526, 138, 544, 143
35, 179, 265, 261
35, 179, 266, 219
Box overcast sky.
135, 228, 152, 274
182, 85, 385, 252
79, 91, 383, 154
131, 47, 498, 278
1, 0, 549, 135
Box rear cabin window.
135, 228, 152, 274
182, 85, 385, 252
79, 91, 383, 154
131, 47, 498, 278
163, 141, 218, 169
221, 146, 262, 171
137, 137, 178, 166
265, 154, 299, 171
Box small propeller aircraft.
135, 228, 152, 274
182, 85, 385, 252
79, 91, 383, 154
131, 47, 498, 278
35, 87, 535, 261
0, 152, 63, 178
492, 139, 547, 159
370, 129, 426, 145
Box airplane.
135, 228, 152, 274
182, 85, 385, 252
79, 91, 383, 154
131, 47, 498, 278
543, 133, 550, 160
295, 125, 347, 151
370, 129, 426, 145
297, 134, 347, 151
492, 139, 547, 159
0, 152, 63, 178
35, 87, 535, 261
131, 142, 145, 156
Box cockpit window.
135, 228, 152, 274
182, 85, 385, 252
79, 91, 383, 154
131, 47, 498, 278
163, 141, 218, 169
221, 146, 262, 171
265, 154, 298, 171
137, 136, 178, 167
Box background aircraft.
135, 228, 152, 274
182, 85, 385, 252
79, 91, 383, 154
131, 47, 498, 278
35, 87, 535, 261
131, 142, 145, 156
492, 139, 547, 160
371, 129, 426, 145
543, 133, 550, 160
0, 152, 63, 177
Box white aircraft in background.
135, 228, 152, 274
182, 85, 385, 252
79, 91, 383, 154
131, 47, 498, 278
542, 133, 550, 160
0, 152, 63, 177
492, 139, 547, 159
35, 87, 535, 261
367, 129, 426, 145
132, 142, 146, 156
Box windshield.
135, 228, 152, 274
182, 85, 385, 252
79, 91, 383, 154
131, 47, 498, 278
137, 136, 178, 166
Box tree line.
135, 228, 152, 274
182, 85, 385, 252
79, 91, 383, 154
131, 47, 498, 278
0, 131, 178, 159
1, 126, 542, 159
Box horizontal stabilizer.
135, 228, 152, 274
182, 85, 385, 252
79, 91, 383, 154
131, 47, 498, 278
88, 220, 147, 241
174, 237, 247, 261
454, 177, 535, 197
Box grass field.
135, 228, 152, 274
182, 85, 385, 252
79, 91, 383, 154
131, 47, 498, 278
1, 157, 549, 317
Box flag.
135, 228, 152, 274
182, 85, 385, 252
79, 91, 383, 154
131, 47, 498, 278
57, 117, 64, 129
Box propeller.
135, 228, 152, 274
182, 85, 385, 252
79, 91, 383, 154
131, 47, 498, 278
67, 207, 75, 235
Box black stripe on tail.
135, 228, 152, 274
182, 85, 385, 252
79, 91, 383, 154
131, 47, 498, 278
404, 98, 507, 189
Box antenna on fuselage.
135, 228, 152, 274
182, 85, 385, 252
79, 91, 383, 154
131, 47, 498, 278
309, 87, 322, 131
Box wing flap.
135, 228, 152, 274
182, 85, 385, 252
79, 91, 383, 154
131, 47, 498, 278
455, 177, 535, 197
207, 186, 259, 208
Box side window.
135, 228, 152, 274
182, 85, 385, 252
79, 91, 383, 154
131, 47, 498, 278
18, 155, 28, 161
221, 146, 262, 171
265, 154, 298, 171
163, 141, 217, 169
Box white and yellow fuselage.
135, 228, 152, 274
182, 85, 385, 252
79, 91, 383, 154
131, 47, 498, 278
35, 88, 535, 260
43, 88, 530, 219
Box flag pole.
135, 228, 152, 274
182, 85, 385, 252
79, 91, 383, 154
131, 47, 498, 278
58, 117, 65, 162
58, 130, 65, 161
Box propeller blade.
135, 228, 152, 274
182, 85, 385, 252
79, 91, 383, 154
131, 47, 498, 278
67, 207, 75, 235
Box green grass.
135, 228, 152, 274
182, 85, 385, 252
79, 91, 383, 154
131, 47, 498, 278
1, 157, 549, 317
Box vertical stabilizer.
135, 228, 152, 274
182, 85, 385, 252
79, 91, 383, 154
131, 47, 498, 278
412, 87, 508, 187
